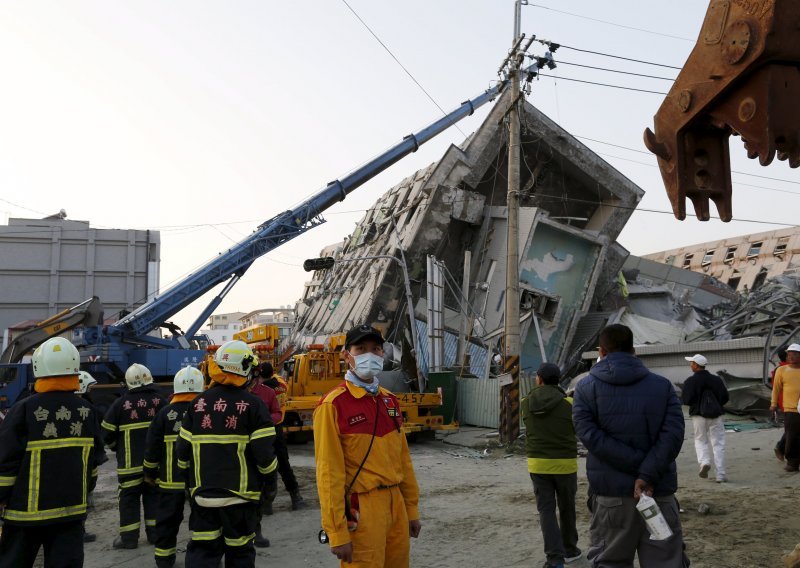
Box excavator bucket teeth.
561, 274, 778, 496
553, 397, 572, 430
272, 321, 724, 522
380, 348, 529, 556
644, 0, 800, 222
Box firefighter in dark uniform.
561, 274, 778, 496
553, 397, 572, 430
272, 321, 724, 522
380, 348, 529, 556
144, 366, 204, 568
176, 340, 277, 568
102, 363, 167, 548
76, 370, 106, 544
0, 337, 105, 568
257, 362, 306, 513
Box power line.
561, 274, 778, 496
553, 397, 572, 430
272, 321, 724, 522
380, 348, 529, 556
557, 60, 675, 81
538, 73, 668, 95
527, 4, 694, 43
539, 40, 683, 70
339, 0, 467, 138
0, 197, 48, 216
574, 134, 800, 186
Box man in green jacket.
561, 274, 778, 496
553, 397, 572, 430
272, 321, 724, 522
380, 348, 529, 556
522, 362, 581, 568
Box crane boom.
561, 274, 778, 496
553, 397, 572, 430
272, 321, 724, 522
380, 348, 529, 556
111, 81, 512, 344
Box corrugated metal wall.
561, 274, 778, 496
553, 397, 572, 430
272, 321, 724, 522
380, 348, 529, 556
456, 375, 537, 428
414, 319, 488, 377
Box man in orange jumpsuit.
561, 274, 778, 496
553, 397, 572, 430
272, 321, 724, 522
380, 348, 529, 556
313, 324, 421, 567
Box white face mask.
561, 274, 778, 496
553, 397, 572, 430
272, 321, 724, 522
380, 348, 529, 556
352, 352, 384, 379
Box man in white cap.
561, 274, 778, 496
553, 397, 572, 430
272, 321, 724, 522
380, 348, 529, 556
681, 354, 729, 482
771, 344, 800, 472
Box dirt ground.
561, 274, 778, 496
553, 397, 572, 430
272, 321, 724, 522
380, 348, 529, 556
41, 415, 800, 567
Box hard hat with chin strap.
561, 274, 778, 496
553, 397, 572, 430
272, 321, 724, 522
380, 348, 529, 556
125, 363, 154, 389
214, 340, 257, 377
32, 337, 81, 379
174, 366, 204, 394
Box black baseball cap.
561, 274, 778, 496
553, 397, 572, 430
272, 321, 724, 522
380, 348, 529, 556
536, 362, 561, 382
345, 324, 384, 348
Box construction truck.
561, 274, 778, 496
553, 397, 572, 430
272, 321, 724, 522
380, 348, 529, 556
0, 297, 104, 416
233, 332, 456, 438
280, 336, 456, 439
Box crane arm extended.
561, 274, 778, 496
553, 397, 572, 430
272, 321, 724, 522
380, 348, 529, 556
0, 297, 104, 364
111, 59, 548, 343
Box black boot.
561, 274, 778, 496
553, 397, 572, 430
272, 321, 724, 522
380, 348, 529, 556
290, 490, 306, 510
112, 536, 138, 549
254, 524, 270, 548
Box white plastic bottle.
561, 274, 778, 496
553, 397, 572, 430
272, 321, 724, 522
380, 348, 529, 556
635, 495, 674, 541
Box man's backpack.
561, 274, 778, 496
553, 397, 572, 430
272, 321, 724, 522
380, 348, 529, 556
699, 388, 724, 418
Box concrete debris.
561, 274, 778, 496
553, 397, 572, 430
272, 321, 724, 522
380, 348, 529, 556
288, 90, 643, 385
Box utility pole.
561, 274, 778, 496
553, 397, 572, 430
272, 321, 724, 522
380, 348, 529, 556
500, 0, 525, 444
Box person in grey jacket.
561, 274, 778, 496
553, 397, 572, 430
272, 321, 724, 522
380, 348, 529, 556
573, 324, 688, 567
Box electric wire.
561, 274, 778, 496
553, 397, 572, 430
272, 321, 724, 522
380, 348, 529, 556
527, 5, 694, 43
537, 39, 684, 70
574, 134, 800, 186
339, 0, 467, 138
557, 60, 676, 81
537, 73, 669, 95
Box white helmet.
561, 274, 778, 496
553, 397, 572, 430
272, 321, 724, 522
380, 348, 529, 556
32, 337, 80, 378
125, 363, 154, 389
174, 366, 204, 394
76, 371, 97, 394
214, 340, 257, 377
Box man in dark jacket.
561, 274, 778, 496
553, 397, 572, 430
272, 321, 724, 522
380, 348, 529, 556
573, 324, 688, 568
522, 362, 581, 568
681, 354, 729, 483
0, 337, 105, 568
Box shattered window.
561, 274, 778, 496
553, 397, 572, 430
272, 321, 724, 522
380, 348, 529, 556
724, 247, 737, 264
747, 242, 762, 258
701, 250, 715, 267
774, 237, 789, 257
682, 253, 693, 269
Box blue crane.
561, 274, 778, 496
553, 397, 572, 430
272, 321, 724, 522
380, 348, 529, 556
0, 53, 554, 410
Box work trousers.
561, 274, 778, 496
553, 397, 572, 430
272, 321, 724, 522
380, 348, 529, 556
530, 473, 580, 566
118, 475, 159, 543
0, 519, 84, 568
186, 501, 258, 568
587, 494, 689, 568
691, 415, 726, 479
274, 425, 299, 494
344, 485, 410, 568
784, 412, 800, 468
153, 491, 186, 568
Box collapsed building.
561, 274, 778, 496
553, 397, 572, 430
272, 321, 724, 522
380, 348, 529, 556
288, 91, 644, 385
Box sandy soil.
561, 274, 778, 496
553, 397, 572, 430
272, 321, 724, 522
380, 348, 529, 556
36, 415, 800, 568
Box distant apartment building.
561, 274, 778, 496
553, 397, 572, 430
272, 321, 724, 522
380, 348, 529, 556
642, 226, 800, 292
0, 216, 160, 334
239, 307, 295, 340
202, 311, 246, 344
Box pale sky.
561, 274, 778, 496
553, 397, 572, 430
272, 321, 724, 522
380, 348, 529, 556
1, 1, 796, 330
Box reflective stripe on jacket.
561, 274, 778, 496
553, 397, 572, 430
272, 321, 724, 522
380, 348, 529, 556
175, 384, 277, 502
313, 382, 420, 548
0, 391, 105, 525
144, 401, 191, 492
102, 385, 166, 478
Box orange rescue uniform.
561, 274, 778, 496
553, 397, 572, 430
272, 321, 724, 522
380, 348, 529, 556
314, 382, 420, 568
772, 365, 800, 413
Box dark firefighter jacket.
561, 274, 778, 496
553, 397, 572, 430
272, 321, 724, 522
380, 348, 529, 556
175, 384, 277, 501
0, 391, 105, 525
143, 400, 191, 492
102, 385, 166, 479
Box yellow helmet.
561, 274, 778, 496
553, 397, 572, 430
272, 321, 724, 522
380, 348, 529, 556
214, 340, 258, 377
32, 337, 80, 378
